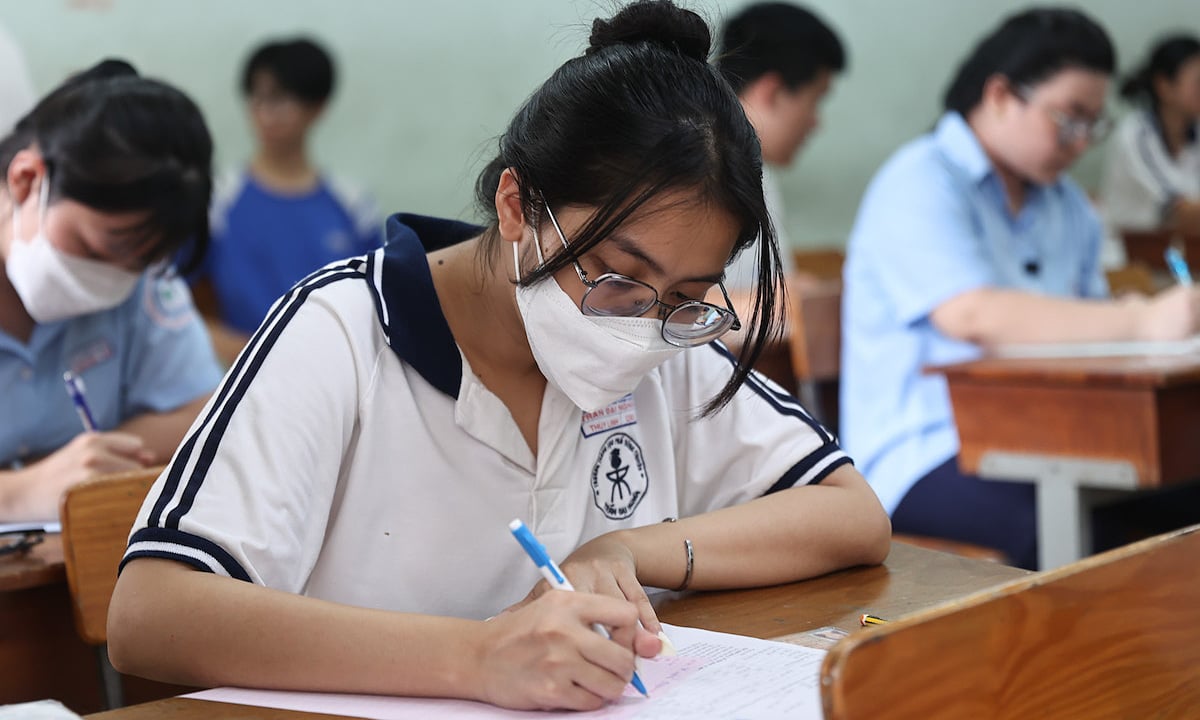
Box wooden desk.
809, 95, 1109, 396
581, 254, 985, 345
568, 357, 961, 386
1120, 229, 1200, 276
84, 542, 1027, 719
938, 353, 1200, 569
0, 535, 190, 713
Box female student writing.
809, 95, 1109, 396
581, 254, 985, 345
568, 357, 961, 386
841, 7, 1200, 570
1100, 34, 1200, 236
0, 62, 222, 523
109, 0, 889, 711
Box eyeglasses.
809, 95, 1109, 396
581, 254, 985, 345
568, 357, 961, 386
542, 204, 742, 348
0, 530, 44, 558
1016, 86, 1113, 146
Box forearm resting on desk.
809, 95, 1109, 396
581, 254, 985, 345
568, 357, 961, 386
109, 559, 486, 697
109, 559, 655, 711
931, 286, 1200, 346
615, 464, 891, 592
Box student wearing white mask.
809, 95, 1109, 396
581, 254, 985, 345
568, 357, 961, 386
0, 60, 222, 523
110, 1, 889, 711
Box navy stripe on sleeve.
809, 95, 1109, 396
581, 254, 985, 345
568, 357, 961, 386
122, 526, 253, 582
706, 342, 834, 443
147, 260, 365, 530
764, 448, 853, 495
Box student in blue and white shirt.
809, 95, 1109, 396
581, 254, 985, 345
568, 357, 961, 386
0, 62, 222, 523
1100, 34, 1200, 239
110, 2, 889, 712
842, 8, 1200, 570
194, 37, 381, 353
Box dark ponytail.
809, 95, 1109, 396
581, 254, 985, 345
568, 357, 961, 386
0, 59, 213, 275
943, 8, 1115, 116
1119, 35, 1200, 108
475, 0, 778, 416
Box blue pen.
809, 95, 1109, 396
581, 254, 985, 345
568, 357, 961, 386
508, 519, 650, 698
62, 371, 98, 432
1165, 246, 1193, 287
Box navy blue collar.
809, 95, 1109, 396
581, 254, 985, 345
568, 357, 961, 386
376, 213, 482, 398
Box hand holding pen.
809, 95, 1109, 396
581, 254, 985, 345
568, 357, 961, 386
1165, 246, 1193, 287
508, 520, 657, 699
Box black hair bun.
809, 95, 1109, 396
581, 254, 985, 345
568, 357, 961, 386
588, 0, 711, 62
79, 59, 140, 82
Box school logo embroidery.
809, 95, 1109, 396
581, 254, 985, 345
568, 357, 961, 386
590, 433, 648, 520
142, 277, 194, 330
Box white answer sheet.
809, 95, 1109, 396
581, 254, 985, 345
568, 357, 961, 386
187, 623, 827, 719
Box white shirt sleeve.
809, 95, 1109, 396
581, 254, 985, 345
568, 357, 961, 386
124, 264, 373, 591
665, 344, 849, 519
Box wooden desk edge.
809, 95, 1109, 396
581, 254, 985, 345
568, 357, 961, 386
0, 534, 66, 592
819, 525, 1200, 708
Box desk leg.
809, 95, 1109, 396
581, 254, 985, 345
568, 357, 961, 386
1036, 480, 1091, 570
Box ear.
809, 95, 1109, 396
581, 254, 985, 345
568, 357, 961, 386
494, 168, 528, 245
980, 74, 1018, 116
1152, 74, 1173, 104
6, 148, 45, 208
742, 72, 785, 111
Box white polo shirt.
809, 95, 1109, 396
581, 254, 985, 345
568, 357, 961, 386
1100, 108, 1200, 231
124, 214, 848, 621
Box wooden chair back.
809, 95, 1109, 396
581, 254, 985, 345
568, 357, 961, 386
791, 247, 845, 281
784, 274, 842, 382
59, 467, 161, 645
821, 525, 1200, 719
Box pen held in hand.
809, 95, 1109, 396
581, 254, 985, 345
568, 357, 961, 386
1165, 246, 1193, 287
508, 519, 650, 698
63, 371, 98, 432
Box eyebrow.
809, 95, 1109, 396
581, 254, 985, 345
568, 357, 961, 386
605, 233, 726, 285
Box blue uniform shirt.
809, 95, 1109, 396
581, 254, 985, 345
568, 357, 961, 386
1, 274, 223, 467
199, 171, 382, 335
840, 112, 1109, 514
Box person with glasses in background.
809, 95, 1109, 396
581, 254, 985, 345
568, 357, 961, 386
1100, 35, 1200, 243
841, 7, 1200, 570
108, 0, 889, 711
0, 60, 221, 524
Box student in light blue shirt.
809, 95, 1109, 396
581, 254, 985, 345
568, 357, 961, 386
842, 8, 1200, 569
0, 61, 221, 523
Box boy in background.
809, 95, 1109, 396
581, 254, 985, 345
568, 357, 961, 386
195, 37, 381, 360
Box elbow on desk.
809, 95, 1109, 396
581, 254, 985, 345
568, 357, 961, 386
857, 506, 892, 567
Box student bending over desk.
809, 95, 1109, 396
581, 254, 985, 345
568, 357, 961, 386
108, 1, 890, 713
841, 8, 1200, 570
0, 61, 222, 524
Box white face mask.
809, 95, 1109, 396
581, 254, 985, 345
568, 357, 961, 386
6, 176, 141, 323
513, 227, 685, 412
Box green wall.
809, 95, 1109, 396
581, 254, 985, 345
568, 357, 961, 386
3, 1, 1197, 248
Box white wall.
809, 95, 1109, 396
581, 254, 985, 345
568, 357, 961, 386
2, 0, 1197, 247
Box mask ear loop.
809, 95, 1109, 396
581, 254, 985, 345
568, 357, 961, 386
512, 203, 549, 284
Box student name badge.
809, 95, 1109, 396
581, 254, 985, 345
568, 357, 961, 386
580, 393, 638, 438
